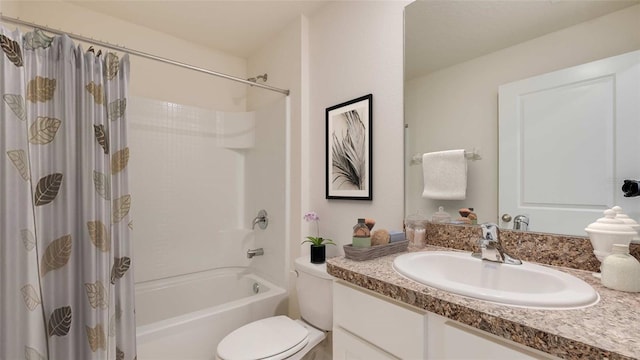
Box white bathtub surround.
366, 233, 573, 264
0, 28, 136, 359
216, 110, 255, 149
129, 97, 290, 288
136, 267, 286, 359
127, 91, 291, 359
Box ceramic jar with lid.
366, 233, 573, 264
585, 209, 636, 262
431, 206, 451, 224
600, 244, 640, 292
611, 206, 640, 243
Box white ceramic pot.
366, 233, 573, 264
600, 244, 640, 292
585, 209, 636, 262
611, 206, 640, 244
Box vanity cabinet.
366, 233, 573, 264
333, 281, 427, 359
333, 280, 559, 360
427, 312, 558, 359
333, 327, 398, 360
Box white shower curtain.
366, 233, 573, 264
0, 27, 136, 359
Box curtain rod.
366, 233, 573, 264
0, 14, 290, 96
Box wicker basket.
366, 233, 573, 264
343, 240, 409, 261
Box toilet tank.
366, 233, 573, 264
294, 256, 333, 331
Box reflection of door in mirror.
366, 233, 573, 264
404, 2, 640, 236
499, 50, 640, 236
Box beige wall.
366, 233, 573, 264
246, 16, 307, 317
3, 0, 247, 111
307, 1, 408, 258
242, 16, 306, 300
405, 4, 640, 224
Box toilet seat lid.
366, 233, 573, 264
217, 316, 309, 360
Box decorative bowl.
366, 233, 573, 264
585, 209, 636, 262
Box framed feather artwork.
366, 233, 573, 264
326, 94, 372, 200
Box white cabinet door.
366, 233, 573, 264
427, 313, 559, 359
499, 50, 640, 235
333, 327, 399, 360
333, 281, 427, 359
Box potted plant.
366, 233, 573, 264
302, 211, 335, 264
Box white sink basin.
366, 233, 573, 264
393, 251, 599, 309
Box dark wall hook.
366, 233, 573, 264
622, 180, 640, 197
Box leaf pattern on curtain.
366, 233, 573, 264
111, 147, 129, 174
33, 173, 63, 206
0, 34, 24, 67
93, 170, 111, 200
116, 347, 125, 360
93, 125, 110, 154
40, 234, 72, 277
86, 82, 105, 105
20, 284, 42, 311
26, 76, 56, 103
3, 94, 27, 121
110, 303, 123, 337
128, 220, 133, 230
110, 257, 131, 284
2, 28, 135, 359
28, 116, 62, 145
7, 150, 30, 181
21, 229, 36, 251
47, 306, 72, 337
84, 281, 108, 309
107, 98, 126, 121
85, 324, 107, 352
106, 53, 119, 80
87, 220, 110, 252
112, 195, 131, 224
108, 314, 117, 337
24, 346, 45, 360
24, 29, 54, 50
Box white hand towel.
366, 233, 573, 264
421, 150, 467, 200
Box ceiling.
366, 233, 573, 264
405, 0, 640, 80
70, 0, 327, 59
64, 0, 640, 75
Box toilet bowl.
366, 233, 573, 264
216, 316, 325, 360
216, 256, 333, 360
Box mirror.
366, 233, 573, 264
404, 0, 640, 236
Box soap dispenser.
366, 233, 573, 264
352, 218, 371, 248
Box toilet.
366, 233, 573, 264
216, 256, 333, 360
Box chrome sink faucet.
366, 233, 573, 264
473, 223, 522, 265
513, 215, 529, 231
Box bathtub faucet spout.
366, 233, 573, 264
247, 248, 264, 259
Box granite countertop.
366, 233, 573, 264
327, 246, 640, 360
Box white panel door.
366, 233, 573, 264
499, 50, 640, 235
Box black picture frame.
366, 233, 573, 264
326, 94, 373, 200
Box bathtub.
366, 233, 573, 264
136, 267, 287, 360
